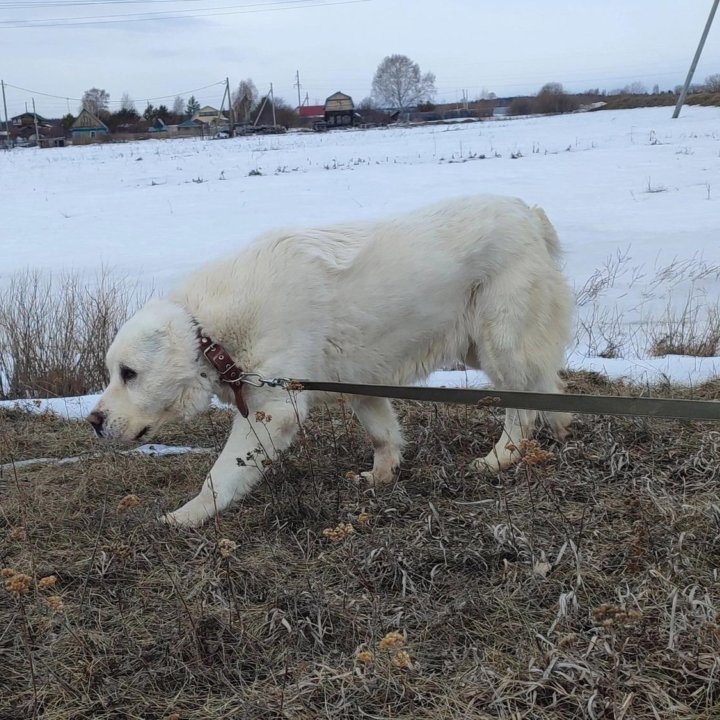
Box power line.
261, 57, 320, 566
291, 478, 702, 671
0, 1, 205, 6
1, 0, 316, 21
0, 0, 369, 27
0, 1, 205, 7
3, 80, 225, 104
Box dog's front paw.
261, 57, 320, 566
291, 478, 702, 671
160, 506, 209, 528
470, 448, 518, 473
360, 468, 395, 486
159, 490, 219, 527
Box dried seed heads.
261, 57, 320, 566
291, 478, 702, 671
218, 538, 237, 558
117, 494, 141, 513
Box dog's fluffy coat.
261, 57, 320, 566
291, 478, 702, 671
92, 195, 573, 526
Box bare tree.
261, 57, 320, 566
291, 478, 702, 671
172, 95, 185, 115
622, 81, 647, 95
705, 73, 720, 92
232, 78, 258, 123
120, 92, 136, 112
371, 54, 436, 111
81, 88, 110, 116
357, 96, 391, 124
535, 82, 577, 114
508, 97, 534, 116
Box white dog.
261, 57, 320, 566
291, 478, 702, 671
89, 195, 573, 526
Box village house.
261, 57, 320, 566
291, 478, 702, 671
70, 109, 109, 144
9, 111, 61, 146
191, 106, 228, 131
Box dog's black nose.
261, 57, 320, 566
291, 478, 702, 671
87, 411, 105, 436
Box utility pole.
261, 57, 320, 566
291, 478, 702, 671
673, 0, 719, 118
294, 70, 302, 109
32, 97, 40, 148
253, 90, 271, 127
226, 76, 235, 137
270, 82, 276, 126
1, 80, 10, 149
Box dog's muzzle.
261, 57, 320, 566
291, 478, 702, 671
87, 410, 106, 437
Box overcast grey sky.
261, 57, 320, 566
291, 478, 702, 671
1, 0, 719, 118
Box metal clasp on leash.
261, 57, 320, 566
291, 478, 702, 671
237, 373, 291, 389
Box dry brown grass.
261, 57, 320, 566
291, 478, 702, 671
0, 269, 151, 400
1, 373, 720, 719
650, 306, 720, 359
574, 252, 720, 361
600, 92, 720, 110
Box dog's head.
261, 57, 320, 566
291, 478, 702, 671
88, 299, 212, 441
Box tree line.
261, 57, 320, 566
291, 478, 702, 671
67, 61, 720, 130
66, 55, 438, 130
65, 88, 203, 131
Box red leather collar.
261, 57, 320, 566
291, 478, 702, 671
198, 334, 249, 417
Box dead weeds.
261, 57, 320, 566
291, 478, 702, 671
1, 374, 719, 719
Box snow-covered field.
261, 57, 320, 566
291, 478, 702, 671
1, 105, 719, 408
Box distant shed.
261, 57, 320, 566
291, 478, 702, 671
323, 91, 356, 127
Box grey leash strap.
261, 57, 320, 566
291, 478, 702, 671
283, 380, 720, 421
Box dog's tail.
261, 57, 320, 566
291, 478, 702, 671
533, 206, 562, 264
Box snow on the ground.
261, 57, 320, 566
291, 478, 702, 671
1, 105, 719, 409
0, 442, 214, 473
0, 394, 101, 420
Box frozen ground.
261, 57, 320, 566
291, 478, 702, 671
1, 105, 719, 401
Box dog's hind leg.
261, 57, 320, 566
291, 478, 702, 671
349, 396, 403, 484
467, 270, 571, 472
536, 376, 572, 441
471, 407, 535, 471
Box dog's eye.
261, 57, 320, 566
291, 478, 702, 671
120, 366, 137, 383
